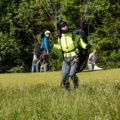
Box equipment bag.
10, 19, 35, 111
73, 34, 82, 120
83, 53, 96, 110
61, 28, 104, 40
73, 29, 90, 72
34, 38, 53, 59
34, 42, 44, 59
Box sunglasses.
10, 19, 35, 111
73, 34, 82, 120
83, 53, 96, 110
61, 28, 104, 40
61, 24, 66, 28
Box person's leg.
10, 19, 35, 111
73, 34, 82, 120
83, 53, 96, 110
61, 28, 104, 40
40, 63, 44, 72
69, 58, 79, 89
36, 63, 40, 72
71, 75, 79, 89
88, 63, 92, 70
61, 59, 70, 89
43, 58, 49, 72
31, 64, 36, 72
43, 62, 48, 72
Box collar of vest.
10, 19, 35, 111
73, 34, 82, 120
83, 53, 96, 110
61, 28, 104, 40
61, 32, 72, 37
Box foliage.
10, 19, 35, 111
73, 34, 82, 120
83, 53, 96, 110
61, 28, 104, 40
89, 0, 120, 68
1, 84, 119, 119
0, 0, 120, 72
59, 0, 81, 28
0, 0, 56, 72
0, 69, 120, 119
49, 48, 63, 71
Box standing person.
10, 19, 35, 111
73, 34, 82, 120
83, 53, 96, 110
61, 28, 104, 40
31, 41, 43, 73
40, 30, 51, 72
54, 20, 91, 90
31, 54, 40, 72
87, 48, 103, 70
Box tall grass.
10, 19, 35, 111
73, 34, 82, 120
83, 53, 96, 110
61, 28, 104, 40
0, 69, 120, 120
0, 83, 120, 120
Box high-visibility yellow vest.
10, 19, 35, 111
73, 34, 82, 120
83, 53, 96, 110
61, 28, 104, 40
54, 32, 87, 58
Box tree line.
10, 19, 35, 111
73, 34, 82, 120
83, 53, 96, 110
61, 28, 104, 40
0, 0, 120, 73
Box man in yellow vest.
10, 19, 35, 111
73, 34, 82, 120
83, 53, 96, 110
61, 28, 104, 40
54, 20, 91, 90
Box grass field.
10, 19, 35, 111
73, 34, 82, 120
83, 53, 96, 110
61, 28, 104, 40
0, 69, 120, 120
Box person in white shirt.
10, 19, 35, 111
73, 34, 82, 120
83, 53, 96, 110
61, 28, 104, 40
31, 54, 40, 72
88, 48, 103, 70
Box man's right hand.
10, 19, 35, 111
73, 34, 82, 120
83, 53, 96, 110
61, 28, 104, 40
86, 44, 92, 49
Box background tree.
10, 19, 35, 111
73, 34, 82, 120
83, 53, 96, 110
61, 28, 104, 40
0, 0, 59, 72
90, 0, 120, 68
0, 0, 120, 73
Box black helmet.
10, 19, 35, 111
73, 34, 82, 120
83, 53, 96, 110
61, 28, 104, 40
57, 21, 67, 30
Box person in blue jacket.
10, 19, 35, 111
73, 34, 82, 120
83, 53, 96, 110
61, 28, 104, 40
40, 30, 51, 72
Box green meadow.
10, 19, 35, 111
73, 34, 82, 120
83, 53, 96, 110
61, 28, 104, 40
0, 69, 120, 120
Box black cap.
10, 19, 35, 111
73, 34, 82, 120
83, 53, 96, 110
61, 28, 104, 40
57, 21, 67, 30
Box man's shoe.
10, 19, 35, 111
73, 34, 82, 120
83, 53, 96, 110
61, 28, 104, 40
61, 80, 70, 91
73, 76, 79, 89
65, 81, 70, 90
